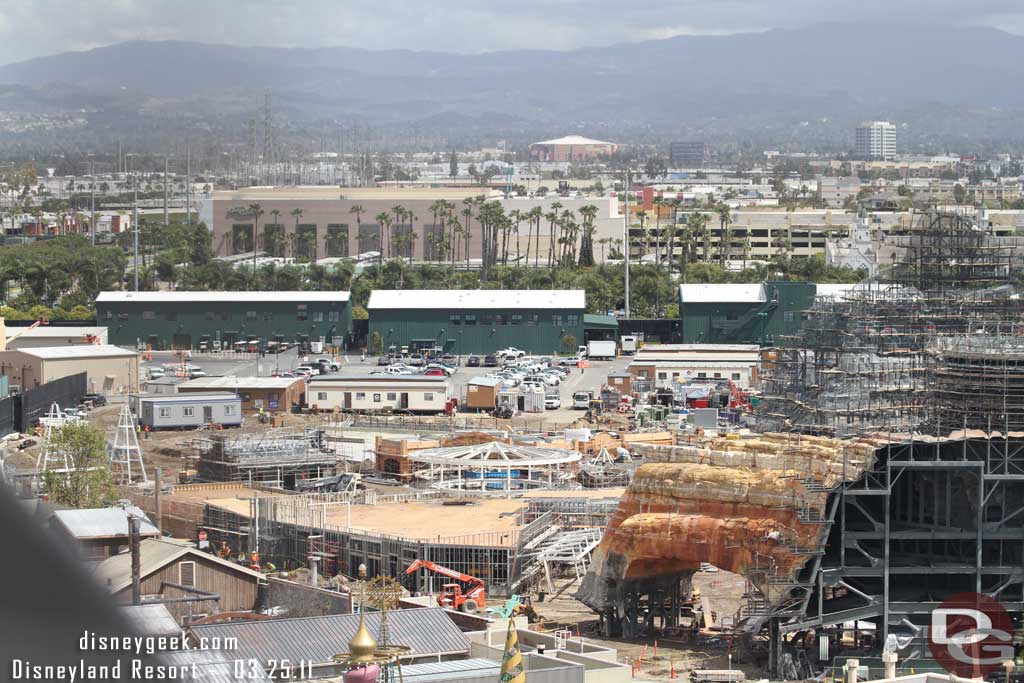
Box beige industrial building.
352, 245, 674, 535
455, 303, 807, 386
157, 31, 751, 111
529, 135, 618, 162
3, 325, 108, 350
0, 344, 139, 394
202, 186, 623, 263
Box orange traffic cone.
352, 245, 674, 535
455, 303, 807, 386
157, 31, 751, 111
654, 639, 658, 656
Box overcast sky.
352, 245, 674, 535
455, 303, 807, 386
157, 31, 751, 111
2, 0, 1024, 65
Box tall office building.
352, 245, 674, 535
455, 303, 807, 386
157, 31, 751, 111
669, 141, 709, 168
855, 121, 897, 161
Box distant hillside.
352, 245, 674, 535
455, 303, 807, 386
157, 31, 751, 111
2, 22, 1024, 149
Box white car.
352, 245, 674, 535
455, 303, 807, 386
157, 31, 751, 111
544, 396, 561, 410
496, 347, 526, 360
528, 374, 560, 386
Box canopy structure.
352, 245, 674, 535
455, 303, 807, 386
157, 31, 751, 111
409, 441, 581, 492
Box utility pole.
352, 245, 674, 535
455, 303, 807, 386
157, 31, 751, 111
623, 169, 631, 318
127, 154, 139, 291
162, 156, 169, 226
89, 160, 96, 245
185, 145, 191, 225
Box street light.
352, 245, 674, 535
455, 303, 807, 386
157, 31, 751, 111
124, 153, 140, 291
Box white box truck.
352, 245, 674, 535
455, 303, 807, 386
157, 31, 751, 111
620, 336, 638, 354
586, 340, 616, 360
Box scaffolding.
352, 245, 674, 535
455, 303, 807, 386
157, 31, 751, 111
759, 210, 1024, 437
194, 427, 338, 485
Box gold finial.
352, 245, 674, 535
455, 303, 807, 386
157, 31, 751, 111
346, 563, 377, 662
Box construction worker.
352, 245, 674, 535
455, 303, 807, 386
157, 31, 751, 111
143, 424, 150, 440
249, 551, 260, 571
217, 541, 231, 559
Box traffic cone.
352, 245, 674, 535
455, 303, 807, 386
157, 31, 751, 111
670, 661, 676, 679
654, 640, 658, 656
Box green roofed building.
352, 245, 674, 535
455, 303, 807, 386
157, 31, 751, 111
678, 282, 820, 346
95, 291, 351, 350
366, 289, 586, 355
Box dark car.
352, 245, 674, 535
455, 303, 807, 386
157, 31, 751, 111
82, 393, 107, 407
483, 355, 499, 367
466, 356, 481, 367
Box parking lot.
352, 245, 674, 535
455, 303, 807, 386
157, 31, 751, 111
141, 349, 630, 423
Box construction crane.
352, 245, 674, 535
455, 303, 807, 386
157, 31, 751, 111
405, 559, 486, 612
2, 317, 47, 349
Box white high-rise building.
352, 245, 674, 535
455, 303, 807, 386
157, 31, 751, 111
855, 121, 897, 161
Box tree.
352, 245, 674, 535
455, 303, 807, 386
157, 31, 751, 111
449, 151, 458, 178
289, 208, 303, 258
561, 334, 577, 354
42, 422, 117, 508
577, 204, 598, 267
953, 183, 967, 205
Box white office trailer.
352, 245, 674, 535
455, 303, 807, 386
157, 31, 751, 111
307, 375, 450, 413
136, 392, 243, 429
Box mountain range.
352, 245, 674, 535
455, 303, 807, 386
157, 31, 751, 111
1, 22, 1024, 151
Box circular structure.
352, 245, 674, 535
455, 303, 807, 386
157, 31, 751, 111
409, 441, 581, 492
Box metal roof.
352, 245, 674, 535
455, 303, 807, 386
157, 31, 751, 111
138, 392, 241, 403
189, 608, 471, 664
679, 283, 766, 304
156, 649, 271, 683
310, 374, 447, 384
6, 326, 107, 338
466, 376, 504, 388
179, 376, 302, 390
368, 289, 585, 310
96, 291, 350, 304
409, 441, 581, 467
52, 506, 160, 540
533, 135, 615, 146
117, 604, 183, 638
7, 344, 137, 359
400, 657, 501, 682
93, 538, 264, 593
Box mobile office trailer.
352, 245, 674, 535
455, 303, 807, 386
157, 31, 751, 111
137, 392, 243, 430
307, 375, 449, 413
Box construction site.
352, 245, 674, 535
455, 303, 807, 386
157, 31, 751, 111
16, 209, 1024, 681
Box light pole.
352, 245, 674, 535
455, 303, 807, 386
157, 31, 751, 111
622, 169, 631, 318
125, 153, 140, 291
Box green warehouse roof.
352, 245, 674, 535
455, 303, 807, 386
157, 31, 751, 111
584, 314, 619, 329
96, 291, 350, 303
368, 289, 585, 310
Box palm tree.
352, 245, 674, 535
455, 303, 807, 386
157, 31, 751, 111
716, 203, 732, 267
349, 204, 365, 231
374, 212, 391, 265
578, 204, 599, 266
286, 208, 303, 259
267, 209, 282, 257
248, 203, 264, 284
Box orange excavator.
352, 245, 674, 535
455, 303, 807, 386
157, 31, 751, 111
405, 559, 486, 612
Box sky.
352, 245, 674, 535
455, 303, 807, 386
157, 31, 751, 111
3, 0, 1024, 65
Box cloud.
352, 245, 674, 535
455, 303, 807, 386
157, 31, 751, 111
0, 0, 1021, 65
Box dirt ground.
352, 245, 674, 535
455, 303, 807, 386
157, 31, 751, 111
526, 570, 765, 682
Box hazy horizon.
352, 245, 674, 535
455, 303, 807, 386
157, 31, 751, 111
2, 1, 1024, 66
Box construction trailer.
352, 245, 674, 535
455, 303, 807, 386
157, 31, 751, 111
137, 393, 242, 430
177, 375, 305, 413
307, 375, 449, 413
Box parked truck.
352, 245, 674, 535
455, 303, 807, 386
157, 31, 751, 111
620, 335, 638, 355
586, 340, 616, 360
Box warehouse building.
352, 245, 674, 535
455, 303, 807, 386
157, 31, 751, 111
367, 289, 586, 355
0, 344, 139, 394
177, 375, 305, 413
678, 282, 819, 345
3, 325, 108, 349
307, 375, 449, 413
95, 291, 351, 351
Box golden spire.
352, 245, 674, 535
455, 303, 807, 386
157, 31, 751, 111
347, 562, 377, 663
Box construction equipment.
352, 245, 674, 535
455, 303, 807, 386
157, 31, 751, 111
405, 559, 486, 612
486, 594, 540, 623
